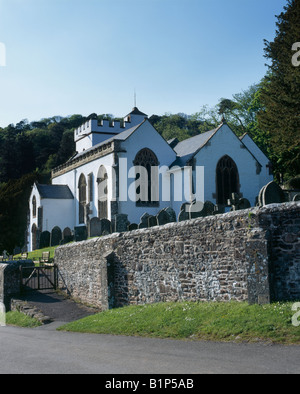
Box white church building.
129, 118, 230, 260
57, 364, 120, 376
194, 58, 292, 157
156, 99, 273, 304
27, 107, 273, 251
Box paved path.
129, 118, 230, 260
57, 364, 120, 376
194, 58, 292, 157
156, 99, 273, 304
0, 325, 300, 374
18, 290, 100, 323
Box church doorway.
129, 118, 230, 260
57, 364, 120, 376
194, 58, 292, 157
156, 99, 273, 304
216, 155, 240, 205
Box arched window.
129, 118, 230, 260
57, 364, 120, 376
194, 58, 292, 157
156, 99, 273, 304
133, 148, 159, 207
32, 196, 37, 218
97, 165, 108, 220
78, 174, 87, 224
216, 156, 240, 205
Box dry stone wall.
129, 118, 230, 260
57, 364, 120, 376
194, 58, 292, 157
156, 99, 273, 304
54, 202, 300, 309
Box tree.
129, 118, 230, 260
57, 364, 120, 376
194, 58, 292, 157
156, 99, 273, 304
258, 0, 300, 179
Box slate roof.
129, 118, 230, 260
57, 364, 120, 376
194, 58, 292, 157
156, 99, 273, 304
171, 127, 219, 166
36, 184, 74, 199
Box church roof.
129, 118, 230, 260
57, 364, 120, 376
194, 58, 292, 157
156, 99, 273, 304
36, 184, 74, 199
171, 127, 219, 166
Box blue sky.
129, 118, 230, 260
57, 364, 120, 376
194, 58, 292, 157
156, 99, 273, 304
0, 0, 287, 127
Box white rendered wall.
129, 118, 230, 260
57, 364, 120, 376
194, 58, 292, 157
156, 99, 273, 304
193, 124, 264, 207
241, 134, 273, 190
27, 184, 74, 251
52, 153, 115, 225
118, 121, 177, 224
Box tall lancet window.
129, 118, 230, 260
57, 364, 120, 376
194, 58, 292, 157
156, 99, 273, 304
216, 155, 240, 205
97, 165, 108, 220
32, 196, 37, 218
133, 148, 159, 207
78, 174, 87, 224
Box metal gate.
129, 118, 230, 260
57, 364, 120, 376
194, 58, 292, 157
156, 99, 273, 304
20, 265, 58, 293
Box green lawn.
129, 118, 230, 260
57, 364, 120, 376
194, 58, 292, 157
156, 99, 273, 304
14, 246, 57, 262
57, 301, 300, 344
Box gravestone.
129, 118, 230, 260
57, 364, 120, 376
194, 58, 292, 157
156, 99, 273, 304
258, 185, 265, 206
62, 228, 73, 244
50, 226, 62, 247
74, 226, 88, 242
128, 223, 138, 231
190, 200, 216, 218
138, 213, 150, 229
113, 214, 129, 233
89, 217, 102, 237
148, 215, 158, 227
262, 181, 286, 206
293, 194, 300, 201
39, 231, 50, 249
156, 209, 169, 225
164, 207, 177, 223
99, 219, 112, 235
189, 201, 204, 219
228, 193, 251, 211
178, 208, 189, 222
238, 198, 251, 210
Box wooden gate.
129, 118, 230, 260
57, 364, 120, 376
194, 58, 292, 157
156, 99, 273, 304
20, 265, 58, 293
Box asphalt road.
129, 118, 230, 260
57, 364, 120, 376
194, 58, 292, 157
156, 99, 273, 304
0, 324, 300, 374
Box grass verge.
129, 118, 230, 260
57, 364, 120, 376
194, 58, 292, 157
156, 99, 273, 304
6, 311, 42, 328
57, 301, 300, 344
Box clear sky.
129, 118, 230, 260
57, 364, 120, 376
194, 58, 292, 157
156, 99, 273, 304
0, 0, 287, 127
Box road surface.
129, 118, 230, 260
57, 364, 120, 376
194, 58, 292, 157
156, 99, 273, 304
0, 323, 299, 374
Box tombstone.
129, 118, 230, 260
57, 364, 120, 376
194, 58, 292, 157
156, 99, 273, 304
74, 226, 88, 242
213, 205, 224, 215
293, 194, 300, 201
99, 219, 112, 235
89, 217, 102, 237
148, 215, 158, 227
180, 202, 191, 213
258, 185, 266, 207
50, 226, 62, 247
62, 227, 74, 244
39, 231, 50, 249
164, 207, 177, 223
189, 201, 204, 219
262, 181, 286, 206
138, 213, 150, 229
178, 209, 189, 222
113, 214, 129, 233
228, 193, 251, 211
128, 223, 138, 231
238, 198, 251, 210
156, 209, 170, 226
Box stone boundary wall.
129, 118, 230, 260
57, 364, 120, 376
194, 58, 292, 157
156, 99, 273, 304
54, 202, 300, 309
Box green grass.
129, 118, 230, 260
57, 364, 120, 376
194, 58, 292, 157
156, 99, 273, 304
57, 301, 300, 344
14, 246, 57, 262
6, 311, 42, 328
